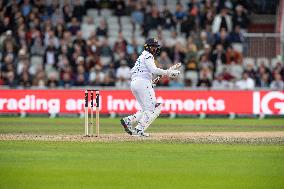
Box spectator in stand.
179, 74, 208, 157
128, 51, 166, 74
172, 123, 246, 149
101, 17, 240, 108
211, 44, 226, 74
165, 31, 178, 47
214, 29, 231, 50
114, 51, 126, 69
103, 63, 115, 86
244, 62, 257, 80
114, 0, 126, 17
74, 64, 88, 86
68, 17, 81, 36
180, 5, 196, 37
89, 65, 105, 86
270, 73, 284, 90
16, 49, 30, 76
174, 3, 187, 23
212, 7, 232, 34
86, 35, 99, 58
32, 66, 46, 89
225, 45, 242, 64
200, 0, 213, 15
126, 37, 143, 56
131, 4, 144, 26
44, 44, 58, 71
21, 0, 32, 17
47, 72, 59, 88
272, 62, 284, 79
115, 60, 130, 88
2, 31, 17, 61
212, 74, 232, 89
235, 71, 255, 90
44, 30, 60, 49
85, 55, 100, 71
196, 31, 211, 50
62, 3, 73, 23
1, 55, 13, 76
232, 5, 249, 31
51, 6, 64, 26
197, 70, 212, 88
157, 51, 172, 69
61, 31, 73, 49
0, 17, 13, 34
219, 67, 235, 81
96, 19, 108, 37
256, 73, 270, 88
143, 5, 162, 37
81, 17, 96, 39
59, 70, 73, 88
98, 38, 113, 58
17, 26, 28, 48
255, 63, 272, 85
73, 31, 87, 52
113, 32, 128, 54
126, 52, 138, 68
229, 25, 244, 43
84, 0, 99, 10
161, 5, 175, 30
198, 43, 213, 63
200, 8, 214, 29
200, 66, 213, 80
184, 41, 198, 71
54, 23, 65, 40
5, 71, 17, 88
19, 70, 32, 88
199, 54, 213, 71
73, 0, 86, 21
172, 41, 186, 64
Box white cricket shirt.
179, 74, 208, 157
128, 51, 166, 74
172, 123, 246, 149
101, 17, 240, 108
130, 50, 167, 81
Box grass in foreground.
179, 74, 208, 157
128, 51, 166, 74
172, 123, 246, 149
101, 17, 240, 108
0, 117, 283, 135
0, 141, 283, 189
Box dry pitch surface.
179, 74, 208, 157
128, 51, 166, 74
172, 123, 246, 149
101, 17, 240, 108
1, 132, 284, 144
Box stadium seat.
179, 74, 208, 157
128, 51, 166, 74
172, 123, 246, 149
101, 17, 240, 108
101, 9, 112, 18
87, 9, 98, 18
230, 64, 244, 80
121, 16, 131, 24
256, 57, 270, 67
271, 57, 280, 68
30, 56, 43, 75
243, 57, 255, 68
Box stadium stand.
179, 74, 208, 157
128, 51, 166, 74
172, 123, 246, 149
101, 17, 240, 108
0, 0, 283, 90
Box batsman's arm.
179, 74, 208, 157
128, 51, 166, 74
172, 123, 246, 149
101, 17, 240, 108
152, 62, 182, 86
145, 55, 168, 76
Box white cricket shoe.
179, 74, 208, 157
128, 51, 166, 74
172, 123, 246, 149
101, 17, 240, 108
132, 128, 150, 137
120, 118, 133, 135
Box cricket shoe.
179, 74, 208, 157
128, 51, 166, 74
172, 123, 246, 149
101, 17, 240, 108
120, 118, 133, 135
132, 128, 150, 137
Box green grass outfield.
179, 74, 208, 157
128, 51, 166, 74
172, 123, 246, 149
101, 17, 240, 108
0, 117, 283, 134
0, 141, 283, 189
0, 117, 284, 189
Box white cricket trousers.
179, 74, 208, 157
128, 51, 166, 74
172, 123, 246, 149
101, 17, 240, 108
131, 78, 156, 111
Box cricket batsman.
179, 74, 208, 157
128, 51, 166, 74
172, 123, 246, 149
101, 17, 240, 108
120, 38, 181, 137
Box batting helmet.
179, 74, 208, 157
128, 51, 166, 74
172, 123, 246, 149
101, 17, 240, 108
144, 38, 161, 56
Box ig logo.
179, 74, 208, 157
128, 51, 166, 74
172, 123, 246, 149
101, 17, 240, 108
253, 91, 284, 115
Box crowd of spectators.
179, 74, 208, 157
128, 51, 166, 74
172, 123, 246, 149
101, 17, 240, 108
0, 0, 283, 90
